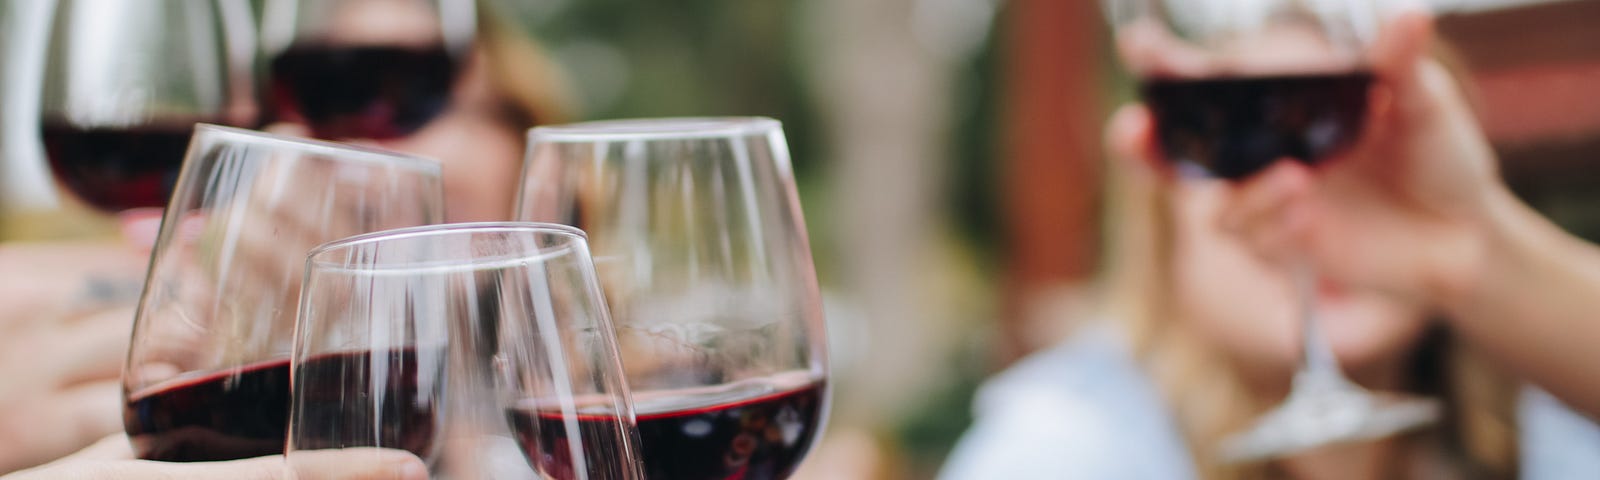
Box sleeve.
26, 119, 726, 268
1520, 387, 1600, 479
937, 386, 1126, 480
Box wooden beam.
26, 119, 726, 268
998, 0, 1106, 362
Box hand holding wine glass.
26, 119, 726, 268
1149, 11, 1509, 304
1106, 0, 1446, 460
1142, 8, 1600, 417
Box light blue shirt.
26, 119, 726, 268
940, 325, 1600, 479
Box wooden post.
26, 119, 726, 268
998, 0, 1107, 362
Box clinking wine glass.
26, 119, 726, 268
290, 222, 644, 479
1104, 0, 1441, 462
39, 0, 258, 214
122, 125, 444, 462
261, 0, 474, 140
516, 118, 830, 480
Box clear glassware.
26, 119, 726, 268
122, 125, 443, 462
1104, 0, 1440, 462
39, 0, 258, 213
516, 117, 830, 480
290, 222, 645, 480
260, 0, 474, 140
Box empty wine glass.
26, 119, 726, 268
39, 0, 257, 213
290, 222, 644, 480
260, 0, 474, 140
122, 125, 443, 462
1104, 0, 1440, 462
516, 118, 830, 480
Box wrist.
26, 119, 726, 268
1425, 185, 1539, 312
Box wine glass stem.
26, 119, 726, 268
1292, 259, 1353, 392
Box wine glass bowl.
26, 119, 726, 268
517, 117, 829, 480
261, 0, 474, 140
290, 222, 644, 480
1113, 0, 1380, 179
39, 0, 257, 213
122, 125, 444, 462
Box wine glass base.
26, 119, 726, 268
1219, 388, 1441, 463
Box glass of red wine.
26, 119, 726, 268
1105, 0, 1440, 462
290, 222, 644, 480
39, 0, 258, 214
261, 0, 473, 140
516, 118, 831, 480
122, 125, 444, 462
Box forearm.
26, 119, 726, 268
1440, 189, 1600, 417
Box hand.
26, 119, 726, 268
3, 436, 427, 480
0, 242, 146, 474
1111, 10, 1510, 305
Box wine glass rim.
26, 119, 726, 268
305, 221, 591, 274
529, 117, 782, 142
193, 124, 442, 173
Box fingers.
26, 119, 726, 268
1372, 10, 1435, 102
61, 435, 135, 462
286, 448, 430, 480
1220, 161, 1317, 262
0, 382, 121, 474
1105, 104, 1165, 180
55, 309, 134, 385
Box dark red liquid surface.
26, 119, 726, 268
124, 358, 290, 462
1140, 72, 1374, 179
269, 45, 457, 140
124, 349, 436, 462
40, 121, 198, 212
508, 379, 826, 480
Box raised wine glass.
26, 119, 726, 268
290, 222, 644, 479
39, 0, 257, 214
260, 0, 474, 140
516, 118, 830, 480
1104, 0, 1440, 462
122, 125, 443, 462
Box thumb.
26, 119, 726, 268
284, 448, 430, 480
12, 449, 428, 480
1371, 10, 1437, 116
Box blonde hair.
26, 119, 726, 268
1099, 140, 1519, 479
475, 1, 576, 129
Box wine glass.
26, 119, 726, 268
39, 0, 258, 214
290, 222, 644, 480
122, 125, 444, 462
260, 0, 474, 140
1104, 0, 1440, 462
516, 118, 830, 480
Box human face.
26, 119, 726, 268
1167, 179, 1432, 384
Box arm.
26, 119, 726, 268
1436, 191, 1600, 416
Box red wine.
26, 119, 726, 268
508, 377, 826, 480
1140, 72, 1373, 179
269, 45, 458, 140
124, 349, 436, 462
40, 121, 198, 212
124, 358, 290, 462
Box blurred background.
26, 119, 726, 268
3, 0, 1598, 478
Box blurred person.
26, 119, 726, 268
942, 11, 1600, 480
0, 2, 570, 475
